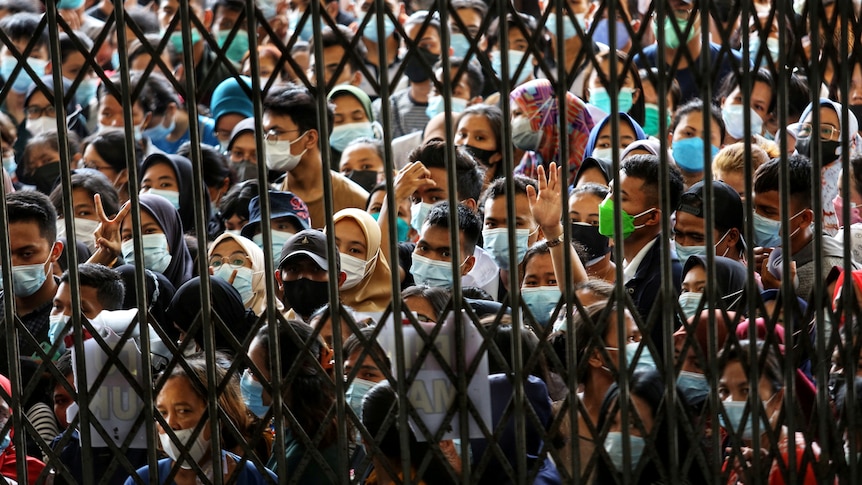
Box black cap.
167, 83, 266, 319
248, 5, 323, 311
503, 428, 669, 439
278, 229, 336, 271
677, 180, 744, 234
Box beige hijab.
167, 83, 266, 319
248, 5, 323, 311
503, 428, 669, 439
330, 209, 392, 312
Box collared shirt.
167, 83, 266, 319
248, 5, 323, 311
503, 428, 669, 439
623, 237, 658, 283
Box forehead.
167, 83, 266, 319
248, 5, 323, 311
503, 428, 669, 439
263, 111, 298, 129
484, 193, 531, 215
674, 210, 705, 232
524, 252, 553, 274
342, 145, 382, 164
211, 238, 245, 256
405, 23, 440, 41
804, 105, 839, 126
332, 95, 366, 114
419, 224, 452, 245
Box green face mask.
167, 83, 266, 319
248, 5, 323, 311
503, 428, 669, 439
598, 196, 654, 239
652, 15, 699, 50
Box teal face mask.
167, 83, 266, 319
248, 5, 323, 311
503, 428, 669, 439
588, 86, 635, 115
521, 286, 562, 326
168, 29, 202, 54
371, 212, 411, 243
482, 227, 531, 270
643, 103, 671, 138
216, 29, 250, 64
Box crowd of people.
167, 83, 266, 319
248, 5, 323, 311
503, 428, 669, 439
0, 0, 860, 482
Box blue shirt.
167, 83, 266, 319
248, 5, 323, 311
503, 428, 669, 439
125, 451, 277, 485
150, 115, 220, 154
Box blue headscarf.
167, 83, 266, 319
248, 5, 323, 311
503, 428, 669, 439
584, 112, 647, 158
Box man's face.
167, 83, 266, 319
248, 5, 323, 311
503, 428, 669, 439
673, 211, 713, 248
405, 22, 442, 55
753, 189, 781, 221
212, 6, 244, 34
483, 194, 539, 245
414, 224, 471, 276
615, 173, 655, 226
51, 283, 104, 320
412, 166, 449, 204
159, 0, 206, 31
279, 255, 328, 282
313, 45, 355, 87
9, 221, 55, 268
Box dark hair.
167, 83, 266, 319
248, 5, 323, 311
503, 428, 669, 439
126, 6, 161, 34
0, 12, 46, 47
753, 154, 812, 209
159, 355, 253, 452
218, 179, 259, 222
342, 326, 391, 376
99, 71, 142, 107
571, 182, 610, 200
639, 67, 682, 112
60, 263, 125, 311
49, 170, 119, 218
210, 0, 245, 20
21, 131, 81, 176
717, 339, 783, 394
81, 131, 141, 173
361, 381, 456, 483
518, 240, 550, 286
787, 71, 811, 122
311, 25, 367, 74
571, 301, 616, 381
407, 140, 485, 202
483, 317, 550, 382
487, 12, 540, 51
457, 104, 503, 152
345, 136, 384, 162
6, 190, 57, 242
451, 0, 488, 18
434, 57, 485, 99
620, 154, 684, 211
401, 285, 451, 322
263, 84, 334, 135
128, 34, 173, 69
716, 67, 776, 115
58, 33, 93, 65
255, 320, 338, 449
670, 98, 726, 143
481, 174, 537, 204
176, 143, 235, 189
138, 73, 180, 116
0, 0, 39, 15
851, 155, 862, 199
424, 201, 481, 255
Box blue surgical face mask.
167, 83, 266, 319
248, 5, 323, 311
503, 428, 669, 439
592, 19, 631, 50
75, 77, 99, 108
371, 212, 411, 243
677, 370, 710, 403
0, 253, 51, 297
482, 227, 531, 270
426, 95, 468, 119
48, 313, 71, 348
492, 50, 533, 87
603, 431, 645, 470
410, 202, 434, 232
449, 32, 472, 58
2, 154, 16, 176
213, 265, 255, 305
722, 104, 764, 139
521, 286, 561, 326
122, 234, 172, 274
588, 87, 635, 115
241, 369, 270, 418
358, 12, 396, 44
253, 230, 294, 257
345, 377, 377, 419
674, 230, 731, 262
678, 291, 702, 321
146, 188, 181, 210
330, 122, 376, 153
672, 137, 719, 173
168, 29, 202, 54
143, 114, 176, 142
752, 211, 782, 248
410, 253, 456, 288
0, 427, 9, 454
1, 56, 47, 93
216, 29, 250, 64
545, 12, 582, 40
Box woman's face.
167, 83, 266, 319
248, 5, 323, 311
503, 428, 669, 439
681, 265, 707, 294
24, 144, 60, 175
404, 295, 438, 323
71, 188, 100, 221
719, 360, 781, 409
455, 114, 499, 153
81, 145, 120, 182
121, 209, 166, 245
602, 310, 640, 369
593, 121, 637, 152
332, 95, 370, 127
248, 337, 272, 406
569, 192, 603, 226
344, 349, 386, 383
209, 239, 253, 271
141, 162, 179, 194
522, 252, 556, 288
156, 376, 210, 440
671, 110, 723, 149
722, 82, 773, 127
334, 217, 368, 261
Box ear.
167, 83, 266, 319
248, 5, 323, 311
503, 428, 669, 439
337, 270, 347, 287
203, 9, 214, 28
588, 347, 605, 369
304, 129, 319, 150
460, 254, 475, 275
49, 240, 64, 264
274, 269, 284, 291
631, 87, 640, 104
800, 208, 815, 226
44, 61, 53, 75
461, 198, 477, 212
350, 70, 362, 87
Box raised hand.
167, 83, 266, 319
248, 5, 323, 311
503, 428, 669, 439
527, 162, 564, 234
91, 194, 131, 264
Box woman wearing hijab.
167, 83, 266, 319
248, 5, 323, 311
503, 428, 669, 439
139, 153, 219, 238
115, 263, 178, 342
207, 232, 283, 316
795, 98, 861, 236
328, 208, 392, 316
510, 79, 594, 185
583, 112, 647, 161
678, 255, 748, 321
166, 276, 256, 355
119, 193, 195, 290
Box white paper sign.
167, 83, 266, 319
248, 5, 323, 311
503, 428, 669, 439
71, 324, 147, 449
378, 310, 492, 441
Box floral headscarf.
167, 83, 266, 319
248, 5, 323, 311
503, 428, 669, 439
511, 79, 594, 184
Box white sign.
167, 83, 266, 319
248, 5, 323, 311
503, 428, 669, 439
378, 311, 492, 441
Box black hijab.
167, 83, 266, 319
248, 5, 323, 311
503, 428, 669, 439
683, 255, 748, 313
136, 193, 194, 288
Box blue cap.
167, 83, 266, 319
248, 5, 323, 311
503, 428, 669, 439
241, 191, 311, 239
210, 76, 254, 124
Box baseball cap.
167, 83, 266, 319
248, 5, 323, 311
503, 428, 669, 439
241, 191, 311, 239
278, 229, 334, 270
677, 180, 744, 234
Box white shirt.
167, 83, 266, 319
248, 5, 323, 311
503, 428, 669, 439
622, 237, 658, 283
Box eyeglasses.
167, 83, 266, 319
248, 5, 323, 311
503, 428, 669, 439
209, 252, 250, 269
798, 122, 840, 140
78, 159, 115, 174
25, 105, 56, 119
264, 128, 301, 144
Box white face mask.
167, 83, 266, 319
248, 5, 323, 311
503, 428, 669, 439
265, 131, 308, 172
158, 427, 210, 469
26, 116, 58, 137
340, 251, 374, 290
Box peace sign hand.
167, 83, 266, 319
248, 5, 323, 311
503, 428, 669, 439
90, 194, 131, 265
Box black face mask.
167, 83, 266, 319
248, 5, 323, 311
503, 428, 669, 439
346, 170, 379, 192
461, 145, 498, 167
795, 136, 841, 162
850, 105, 862, 129
282, 278, 331, 319
404, 48, 440, 83
27, 161, 61, 195
234, 160, 257, 182
571, 222, 610, 263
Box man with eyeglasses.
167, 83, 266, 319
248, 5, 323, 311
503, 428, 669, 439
262, 84, 369, 228
634, 0, 745, 103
